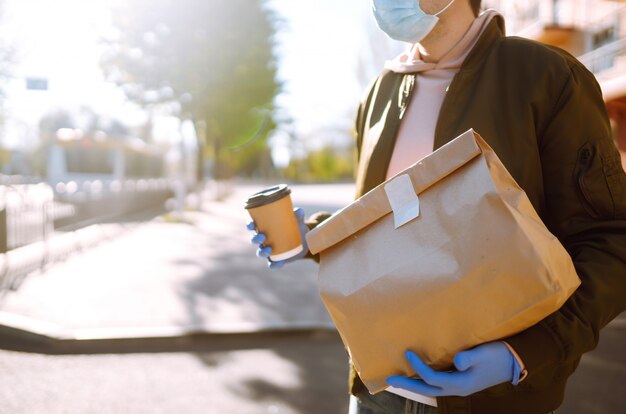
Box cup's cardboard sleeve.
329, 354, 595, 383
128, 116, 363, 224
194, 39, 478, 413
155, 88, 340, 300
305, 129, 581, 394
245, 185, 303, 261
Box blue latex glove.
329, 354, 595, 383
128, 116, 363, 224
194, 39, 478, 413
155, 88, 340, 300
247, 207, 309, 269
386, 342, 521, 397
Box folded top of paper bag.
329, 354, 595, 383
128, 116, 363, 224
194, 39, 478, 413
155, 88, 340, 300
306, 129, 482, 255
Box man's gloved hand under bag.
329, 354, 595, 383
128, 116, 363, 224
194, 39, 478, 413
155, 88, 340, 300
386, 341, 523, 397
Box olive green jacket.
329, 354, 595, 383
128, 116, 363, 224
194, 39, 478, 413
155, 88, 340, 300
332, 15, 626, 414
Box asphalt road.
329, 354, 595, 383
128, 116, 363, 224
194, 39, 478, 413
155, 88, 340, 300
0, 313, 623, 414
0, 331, 350, 414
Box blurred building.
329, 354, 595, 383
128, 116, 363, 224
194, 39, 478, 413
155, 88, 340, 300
485, 0, 626, 168
0, 0, 199, 183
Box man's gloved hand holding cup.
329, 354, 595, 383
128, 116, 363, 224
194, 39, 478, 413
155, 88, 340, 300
245, 184, 309, 269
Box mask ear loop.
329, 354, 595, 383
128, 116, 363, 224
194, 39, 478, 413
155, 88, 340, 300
434, 0, 456, 16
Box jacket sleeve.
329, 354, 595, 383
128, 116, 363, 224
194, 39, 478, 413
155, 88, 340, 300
302, 212, 333, 263
504, 59, 626, 380
355, 76, 381, 165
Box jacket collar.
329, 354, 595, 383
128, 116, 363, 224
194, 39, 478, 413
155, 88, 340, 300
432, 15, 505, 151
355, 16, 506, 198
457, 13, 505, 75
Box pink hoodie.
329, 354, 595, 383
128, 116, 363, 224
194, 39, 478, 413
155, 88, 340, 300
385, 10, 502, 180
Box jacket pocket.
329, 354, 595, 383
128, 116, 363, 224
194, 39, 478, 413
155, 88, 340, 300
601, 141, 626, 218
574, 140, 626, 219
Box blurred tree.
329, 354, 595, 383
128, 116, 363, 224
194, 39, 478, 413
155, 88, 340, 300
101, 0, 280, 181
281, 145, 355, 183
38, 108, 75, 141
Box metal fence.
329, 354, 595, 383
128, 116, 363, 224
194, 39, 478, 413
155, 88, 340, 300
1, 176, 177, 292
0, 183, 53, 253
50, 178, 174, 229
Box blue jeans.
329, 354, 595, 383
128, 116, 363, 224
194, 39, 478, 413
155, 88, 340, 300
350, 393, 557, 414
351, 392, 437, 414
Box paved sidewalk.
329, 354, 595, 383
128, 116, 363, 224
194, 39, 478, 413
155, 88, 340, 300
0, 183, 355, 338
0, 183, 356, 414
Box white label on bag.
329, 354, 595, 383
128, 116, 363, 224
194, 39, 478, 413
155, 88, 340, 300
384, 174, 420, 229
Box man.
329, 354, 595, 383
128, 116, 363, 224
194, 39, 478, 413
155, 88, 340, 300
249, 1, 626, 413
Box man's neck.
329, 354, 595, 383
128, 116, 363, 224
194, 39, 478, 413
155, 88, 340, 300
417, 5, 477, 63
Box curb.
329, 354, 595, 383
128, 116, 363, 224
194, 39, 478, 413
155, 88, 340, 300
0, 310, 338, 354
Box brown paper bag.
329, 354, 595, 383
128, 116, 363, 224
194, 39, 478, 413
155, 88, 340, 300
305, 129, 580, 394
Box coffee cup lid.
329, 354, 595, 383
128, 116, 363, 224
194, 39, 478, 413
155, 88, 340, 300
245, 184, 291, 209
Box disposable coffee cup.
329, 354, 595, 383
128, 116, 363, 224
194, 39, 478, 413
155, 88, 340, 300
245, 184, 303, 261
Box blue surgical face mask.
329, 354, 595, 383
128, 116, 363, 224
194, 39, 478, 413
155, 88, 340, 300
372, 0, 456, 43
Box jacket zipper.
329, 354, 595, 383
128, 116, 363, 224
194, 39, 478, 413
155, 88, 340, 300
398, 74, 416, 120
433, 73, 464, 149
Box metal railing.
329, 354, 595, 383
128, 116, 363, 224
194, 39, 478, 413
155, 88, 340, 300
0, 176, 179, 293
50, 178, 175, 230
0, 184, 53, 253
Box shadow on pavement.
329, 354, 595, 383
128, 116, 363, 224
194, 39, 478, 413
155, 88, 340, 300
174, 202, 349, 413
